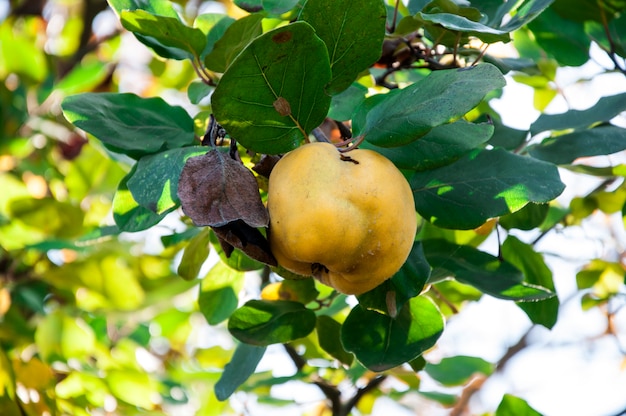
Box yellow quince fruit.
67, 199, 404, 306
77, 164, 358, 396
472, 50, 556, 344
267, 142, 417, 295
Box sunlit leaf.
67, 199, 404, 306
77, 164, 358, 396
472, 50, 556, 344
107, 0, 179, 17
362, 64, 505, 147
121, 10, 207, 60
0, 23, 47, 82
411, 148, 565, 230
177, 228, 211, 281
113, 164, 167, 233
35, 312, 96, 362
8, 197, 84, 238
260, 278, 319, 304
425, 355, 494, 386
496, 394, 542, 416
106, 370, 158, 410
127, 146, 208, 215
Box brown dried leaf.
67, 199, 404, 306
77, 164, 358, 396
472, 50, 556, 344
178, 149, 269, 228
213, 220, 277, 266
252, 154, 281, 178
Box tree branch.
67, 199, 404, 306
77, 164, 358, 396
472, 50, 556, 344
449, 328, 532, 416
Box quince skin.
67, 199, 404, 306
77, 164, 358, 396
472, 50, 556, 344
267, 142, 417, 295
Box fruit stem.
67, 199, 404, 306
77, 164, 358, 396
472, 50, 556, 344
335, 135, 365, 153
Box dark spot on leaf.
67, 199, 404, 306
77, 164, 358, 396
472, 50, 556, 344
273, 97, 291, 116
272, 31, 292, 44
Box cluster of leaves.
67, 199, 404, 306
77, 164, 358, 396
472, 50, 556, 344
1, 0, 626, 415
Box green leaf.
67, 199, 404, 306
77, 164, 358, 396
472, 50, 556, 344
215, 343, 266, 401
357, 241, 431, 316
120, 10, 207, 61
299, 0, 386, 94
418, 391, 458, 406
234, 0, 263, 12
62, 92, 195, 159
425, 356, 494, 386
499, 203, 549, 231
194, 13, 236, 61
502, 236, 559, 328
208, 230, 265, 272
261, 278, 319, 304
586, 13, 626, 59
526, 7, 590, 66
341, 296, 444, 371
529, 125, 626, 165
361, 120, 494, 171
0, 23, 47, 82
8, 197, 84, 238
530, 92, 626, 134
424, 239, 555, 301
113, 165, 167, 233
327, 82, 368, 121
362, 64, 505, 147
177, 228, 211, 281
498, 0, 556, 32
487, 118, 528, 150
212, 22, 332, 154
228, 300, 317, 346
552, 0, 626, 22
316, 315, 354, 366
126, 146, 208, 215
35, 312, 96, 362
204, 14, 264, 73
0, 349, 20, 416
496, 394, 542, 416
106, 370, 159, 409
417, 12, 510, 43
55, 61, 111, 95
199, 262, 245, 325
264, 0, 302, 15
187, 80, 213, 104
107, 0, 179, 17
411, 148, 565, 230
